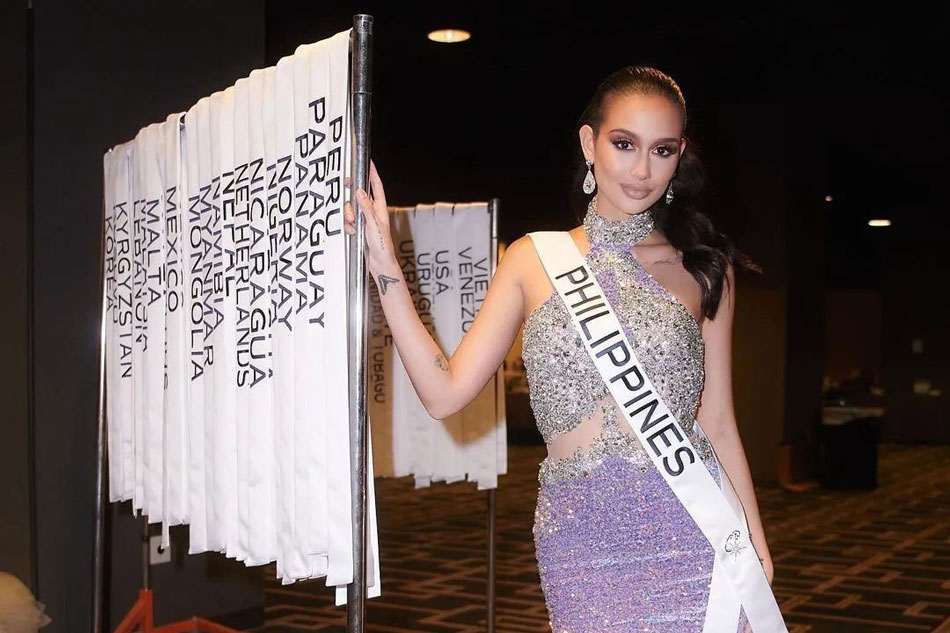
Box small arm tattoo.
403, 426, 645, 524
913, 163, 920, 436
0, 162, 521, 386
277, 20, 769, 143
434, 353, 449, 371
378, 274, 400, 295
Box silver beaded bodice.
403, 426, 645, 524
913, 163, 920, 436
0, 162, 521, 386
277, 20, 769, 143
522, 210, 711, 485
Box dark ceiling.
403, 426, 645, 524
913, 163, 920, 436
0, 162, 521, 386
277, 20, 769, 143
265, 1, 944, 289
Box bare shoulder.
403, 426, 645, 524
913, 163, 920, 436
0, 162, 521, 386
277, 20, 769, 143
500, 234, 537, 277
513, 226, 588, 320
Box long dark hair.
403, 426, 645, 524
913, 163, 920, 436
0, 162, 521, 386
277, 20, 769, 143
573, 65, 761, 321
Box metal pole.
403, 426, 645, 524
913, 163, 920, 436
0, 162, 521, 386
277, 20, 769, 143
347, 13, 373, 633
486, 198, 499, 633
486, 488, 496, 633
142, 514, 150, 590
92, 160, 110, 633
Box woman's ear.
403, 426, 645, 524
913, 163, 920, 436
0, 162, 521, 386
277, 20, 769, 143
578, 124, 595, 162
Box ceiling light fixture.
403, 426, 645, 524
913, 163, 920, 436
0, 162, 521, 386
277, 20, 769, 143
427, 29, 471, 43
868, 219, 891, 227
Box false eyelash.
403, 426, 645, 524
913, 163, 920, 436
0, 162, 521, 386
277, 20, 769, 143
612, 139, 676, 157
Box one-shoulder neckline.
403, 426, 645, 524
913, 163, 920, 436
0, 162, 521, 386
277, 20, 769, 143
624, 249, 703, 330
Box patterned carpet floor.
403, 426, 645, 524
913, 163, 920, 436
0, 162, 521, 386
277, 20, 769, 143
251, 442, 950, 633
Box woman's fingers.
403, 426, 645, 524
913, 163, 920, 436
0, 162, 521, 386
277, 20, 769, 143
356, 188, 374, 222
355, 188, 384, 253
368, 159, 387, 210
343, 200, 355, 234
343, 162, 389, 253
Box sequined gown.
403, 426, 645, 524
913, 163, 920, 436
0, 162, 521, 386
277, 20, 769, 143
522, 208, 751, 633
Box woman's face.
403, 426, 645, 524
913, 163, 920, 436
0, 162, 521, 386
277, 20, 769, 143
579, 92, 685, 219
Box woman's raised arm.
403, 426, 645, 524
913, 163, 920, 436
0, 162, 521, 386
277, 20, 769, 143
344, 161, 528, 420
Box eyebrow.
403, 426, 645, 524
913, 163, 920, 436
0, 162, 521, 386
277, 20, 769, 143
608, 128, 681, 144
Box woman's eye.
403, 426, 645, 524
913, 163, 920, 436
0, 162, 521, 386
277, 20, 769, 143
655, 146, 675, 157
613, 140, 633, 150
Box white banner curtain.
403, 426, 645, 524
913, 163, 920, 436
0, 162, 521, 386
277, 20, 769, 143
131, 127, 146, 514
143, 123, 167, 526
102, 146, 119, 501
102, 25, 380, 600
160, 112, 189, 546
183, 99, 208, 552
246, 66, 277, 566
370, 203, 506, 489
453, 203, 498, 490
114, 141, 134, 503
325, 29, 363, 600
205, 91, 224, 552
231, 76, 251, 562
430, 203, 465, 484
198, 94, 221, 551
292, 40, 329, 579
215, 88, 240, 558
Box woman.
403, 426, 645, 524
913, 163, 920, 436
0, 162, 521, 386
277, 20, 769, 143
344, 66, 774, 633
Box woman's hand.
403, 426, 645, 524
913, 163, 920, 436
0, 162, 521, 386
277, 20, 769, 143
343, 159, 396, 273
739, 553, 774, 632
762, 555, 774, 587
740, 554, 774, 632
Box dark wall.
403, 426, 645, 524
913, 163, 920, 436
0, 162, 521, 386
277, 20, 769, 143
709, 103, 791, 482
0, 2, 33, 590
881, 215, 950, 443
30, 2, 266, 629
825, 291, 882, 384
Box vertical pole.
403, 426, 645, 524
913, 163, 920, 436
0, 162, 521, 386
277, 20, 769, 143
486, 198, 499, 633
142, 514, 150, 590
486, 489, 496, 633
347, 13, 373, 633
93, 160, 109, 633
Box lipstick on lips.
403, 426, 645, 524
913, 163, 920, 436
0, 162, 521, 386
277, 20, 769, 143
621, 184, 651, 200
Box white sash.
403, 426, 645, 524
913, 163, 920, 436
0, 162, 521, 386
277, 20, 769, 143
246, 67, 278, 565
454, 202, 498, 490
294, 40, 329, 576
216, 88, 240, 558
528, 230, 787, 633
102, 147, 119, 501
430, 202, 466, 484
160, 111, 188, 545
231, 77, 251, 561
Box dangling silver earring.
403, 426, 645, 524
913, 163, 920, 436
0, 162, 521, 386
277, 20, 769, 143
582, 158, 596, 194
665, 179, 675, 205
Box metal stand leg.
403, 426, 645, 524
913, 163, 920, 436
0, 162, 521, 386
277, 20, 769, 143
487, 197, 500, 633
487, 488, 496, 633
93, 174, 109, 633
346, 13, 374, 633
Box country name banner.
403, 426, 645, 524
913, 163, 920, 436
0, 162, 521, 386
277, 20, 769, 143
101, 28, 380, 603
367, 203, 507, 491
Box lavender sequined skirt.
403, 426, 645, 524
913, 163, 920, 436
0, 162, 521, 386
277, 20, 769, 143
533, 451, 750, 633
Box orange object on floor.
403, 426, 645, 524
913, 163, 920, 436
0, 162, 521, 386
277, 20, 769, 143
113, 589, 243, 633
